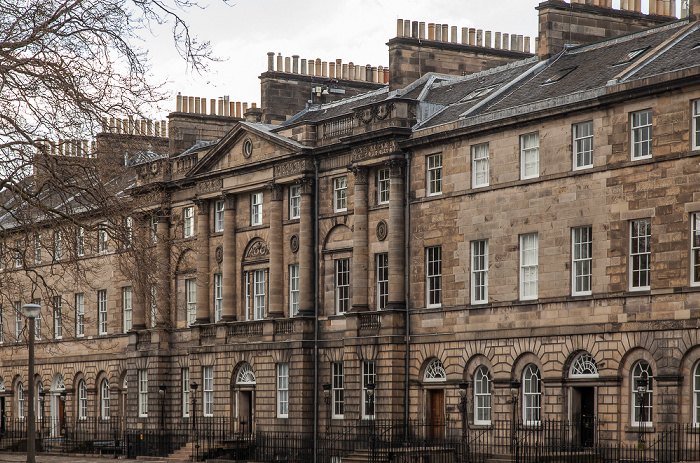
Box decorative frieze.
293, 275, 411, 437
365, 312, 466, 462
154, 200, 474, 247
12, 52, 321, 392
352, 166, 369, 184
352, 140, 399, 162
244, 238, 269, 260
354, 102, 395, 125
196, 178, 223, 195
274, 158, 313, 178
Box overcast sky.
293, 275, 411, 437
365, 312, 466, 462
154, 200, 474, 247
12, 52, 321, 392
144, 0, 682, 117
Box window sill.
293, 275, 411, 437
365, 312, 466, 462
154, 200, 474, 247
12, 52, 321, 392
631, 155, 652, 162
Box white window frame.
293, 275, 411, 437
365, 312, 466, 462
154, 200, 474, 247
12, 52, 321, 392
471, 240, 488, 304
17, 382, 25, 419
289, 264, 299, 316
523, 364, 541, 426
138, 369, 148, 417
97, 222, 108, 254
0, 243, 3, 271
474, 366, 492, 426
692, 213, 700, 287
34, 233, 41, 264
33, 302, 41, 340
472, 143, 489, 188
15, 239, 22, 268
78, 380, 87, 420
332, 362, 344, 419
631, 361, 653, 427
14, 301, 21, 340
53, 231, 63, 260
75, 293, 84, 337
214, 274, 223, 322
97, 290, 107, 335
182, 368, 190, 418
289, 185, 301, 220
520, 132, 540, 180
203, 366, 214, 417
100, 379, 110, 420
427, 153, 443, 196
125, 216, 133, 247
694, 363, 700, 425
122, 286, 132, 332
426, 246, 442, 308
214, 200, 224, 233
76, 227, 85, 257
254, 269, 266, 320
333, 177, 347, 212
630, 219, 651, 291
362, 361, 376, 420
251, 192, 263, 226
376, 253, 388, 310
277, 363, 289, 418
0, 310, 3, 344
183, 206, 194, 238
631, 109, 652, 160
53, 296, 62, 339
186, 278, 197, 327
377, 168, 390, 204
693, 100, 700, 151
150, 285, 157, 328
572, 226, 592, 296
573, 121, 594, 170
520, 233, 539, 301
244, 272, 251, 322
335, 258, 350, 314
150, 215, 158, 244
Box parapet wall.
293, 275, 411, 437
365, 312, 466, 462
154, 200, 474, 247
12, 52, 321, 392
388, 19, 533, 91
537, 0, 678, 58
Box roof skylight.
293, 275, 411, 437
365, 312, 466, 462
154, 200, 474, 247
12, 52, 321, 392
613, 46, 650, 66
541, 67, 577, 85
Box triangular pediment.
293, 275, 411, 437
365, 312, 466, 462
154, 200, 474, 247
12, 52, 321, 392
188, 122, 308, 177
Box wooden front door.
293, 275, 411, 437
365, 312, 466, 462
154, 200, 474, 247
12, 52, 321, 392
238, 391, 252, 435
428, 389, 445, 440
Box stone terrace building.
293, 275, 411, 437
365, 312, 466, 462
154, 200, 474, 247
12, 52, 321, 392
2, 0, 700, 456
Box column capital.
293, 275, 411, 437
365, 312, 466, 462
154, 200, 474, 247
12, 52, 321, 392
352, 166, 369, 185
266, 182, 283, 201
156, 210, 171, 224
298, 177, 314, 195
223, 193, 236, 210
386, 158, 406, 177
194, 198, 209, 215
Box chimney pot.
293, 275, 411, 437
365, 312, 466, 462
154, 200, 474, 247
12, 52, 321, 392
503, 33, 510, 51
477, 29, 483, 47
267, 52, 275, 71
224, 96, 230, 116
229, 102, 235, 117
403, 20, 411, 37
293, 55, 299, 74
485, 31, 492, 48
372, 66, 378, 83
419, 22, 426, 39
441, 24, 448, 42
284, 56, 291, 73
188, 96, 194, 113
210, 98, 216, 115
397, 19, 404, 37
451, 26, 458, 43
236, 102, 242, 118
524, 36, 531, 53
329, 62, 336, 79
494, 32, 502, 49
469, 28, 476, 46
511, 34, 517, 51
342, 64, 349, 80
428, 23, 436, 41
301, 58, 307, 75
461, 27, 468, 44
435, 23, 442, 41
176, 93, 182, 112
412, 21, 419, 38
276, 53, 283, 72
322, 61, 328, 78
384, 68, 389, 84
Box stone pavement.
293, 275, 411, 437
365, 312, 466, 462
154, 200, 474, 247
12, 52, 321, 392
0, 454, 190, 463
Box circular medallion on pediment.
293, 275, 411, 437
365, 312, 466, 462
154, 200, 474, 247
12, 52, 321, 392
376, 220, 388, 241
290, 234, 299, 253
215, 245, 223, 264
242, 139, 253, 158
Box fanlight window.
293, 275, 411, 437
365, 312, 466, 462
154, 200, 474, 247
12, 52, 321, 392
236, 364, 256, 385
0, 377, 4, 392
569, 352, 599, 378
424, 359, 447, 382
52, 374, 65, 391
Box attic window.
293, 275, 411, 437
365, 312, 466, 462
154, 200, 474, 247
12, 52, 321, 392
541, 67, 577, 85
693, 42, 700, 50
613, 46, 650, 66
459, 86, 495, 102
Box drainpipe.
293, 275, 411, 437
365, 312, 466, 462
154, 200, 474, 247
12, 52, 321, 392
404, 151, 412, 429
313, 158, 320, 463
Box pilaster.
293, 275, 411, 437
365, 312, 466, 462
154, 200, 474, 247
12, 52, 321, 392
195, 199, 210, 323
222, 194, 237, 321
387, 159, 405, 310
352, 167, 369, 312
299, 178, 314, 315
268, 183, 284, 318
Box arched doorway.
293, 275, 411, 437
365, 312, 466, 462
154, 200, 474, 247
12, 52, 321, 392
233, 363, 256, 435
423, 359, 447, 440
568, 352, 599, 447
50, 373, 65, 437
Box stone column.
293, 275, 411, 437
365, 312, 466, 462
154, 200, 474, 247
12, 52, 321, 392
156, 212, 170, 327
299, 178, 314, 315
130, 217, 147, 331
222, 194, 237, 321
268, 183, 284, 318
195, 199, 210, 323
387, 159, 405, 310
352, 167, 369, 312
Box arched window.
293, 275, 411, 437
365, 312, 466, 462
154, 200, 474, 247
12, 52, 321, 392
694, 363, 700, 425
474, 366, 491, 425
78, 380, 87, 420
522, 364, 541, 425
17, 382, 25, 419
101, 379, 110, 420
569, 352, 599, 379
236, 364, 256, 385
631, 361, 653, 426
36, 380, 44, 419
424, 359, 447, 382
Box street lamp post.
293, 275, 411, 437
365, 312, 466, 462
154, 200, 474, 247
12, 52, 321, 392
322, 383, 331, 432
509, 380, 521, 459
190, 381, 198, 462
159, 383, 166, 431
22, 303, 41, 463
366, 383, 375, 462
636, 377, 648, 451
459, 381, 469, 461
